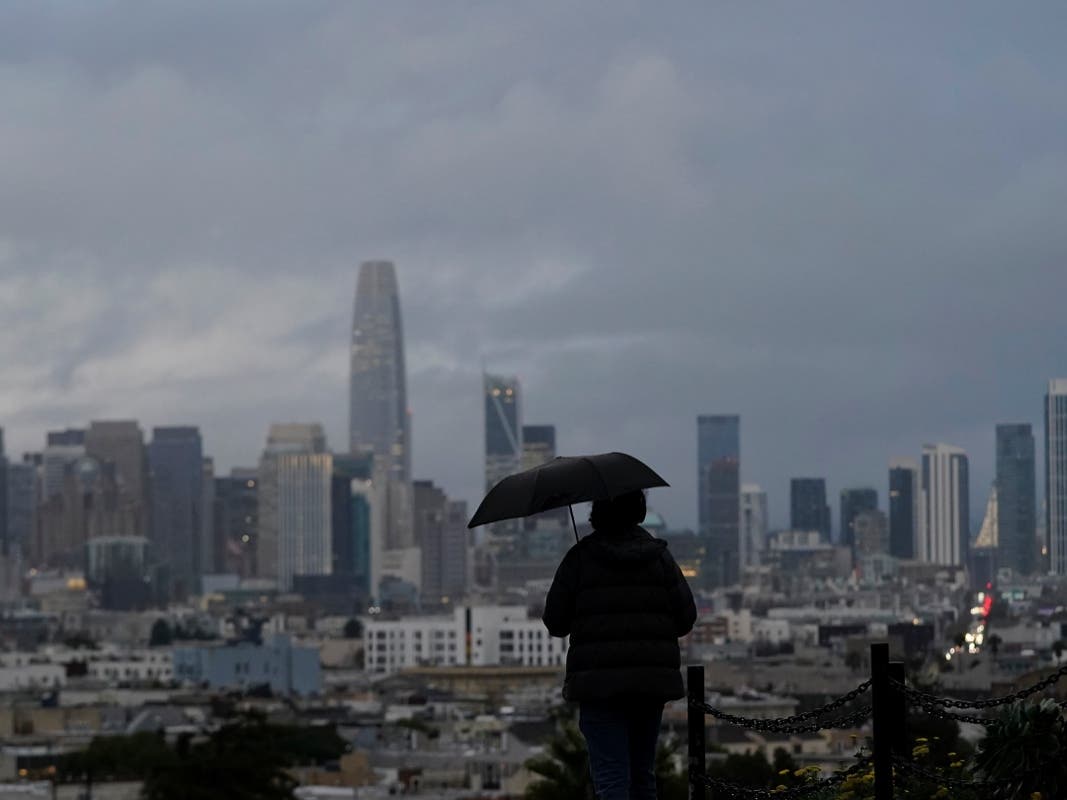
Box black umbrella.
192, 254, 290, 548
467, 451, 669, 542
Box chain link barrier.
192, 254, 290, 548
891, 753, 1026, 791
890, 662, 1067, 710
695, 754, 874, 799
692, 679, 872, 733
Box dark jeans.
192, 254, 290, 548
578, 700, 664, 800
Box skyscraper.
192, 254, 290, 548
697, 415, 740, 589
919, 443, 969, 566
148, 427, 205, 599
414, 480, 468, 607
888, 458, 920, 560
6, 457, 38, 559
996, 423, 1036, 576
791, 478, 831, 540
0, 428, 7, 557
485, 373, 522, 491
257, 423, 332, 590
85, 421, 149, 537
42, 429, 86, 501
1046, 380, 1067, 575
740, 484, 767, 569
840, 488, 878, 550
213, 469, 258, 578
349, 260, 410, 483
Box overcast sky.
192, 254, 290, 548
1, 2, 1066, 532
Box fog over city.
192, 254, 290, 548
2, 1, 1067, 528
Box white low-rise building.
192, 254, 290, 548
363, 605, 567, 675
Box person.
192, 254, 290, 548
542, 489, 697, 800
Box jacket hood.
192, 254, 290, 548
583, 526, 667, 564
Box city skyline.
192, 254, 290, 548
2, 4, 1067, 531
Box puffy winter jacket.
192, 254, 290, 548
542, 525, 697, 702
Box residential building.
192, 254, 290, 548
888, 458, 920, 560
697, 415, 741, 589
349, 260, 410, 483
172, 633, 321, 696
996, 424, 1037, 575
919, 443, 970, 566
791, 478, 831, 540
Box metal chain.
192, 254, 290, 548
890, 663, 1067, 710
697, 702, 872, 735
696, 753, 874, 799
908, 697, 996, 726
692, 679, 872, 732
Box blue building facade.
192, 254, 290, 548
172, 634, 321, 696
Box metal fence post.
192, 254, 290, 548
870, 643, 893, 800
888, 660, 908, 761
688, 664, 707, 800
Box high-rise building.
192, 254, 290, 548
213, 469, 259, 578
485, 374, 522, 492
740, 484, 767, 569
414, 481, 468, 607
42, 429, 86, 501
331, 452, 374, 583
85, 421, 149, 537
996, 424, 1036, 576
853, 509, 889, 558
791, 478, 831, 540
919, 443, 970, 566
0, 428, 7, 556
7, 456, 39, 559
148, 427, 205, 599
1046, 380, 1067, 575
840, 488, 878, 550
697, 415, 740, 589
349, 260, 410, 483
521, 425, 567, 533
888, 458, 920, 560
257, 423, 332, 591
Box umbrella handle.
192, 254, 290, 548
569, 505, 579, 543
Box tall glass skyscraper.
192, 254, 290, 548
996, 423, 1036, 576
697, 415, 740, 589
840, 488, 878, 550
920, 443, 969, 566
485, 373, 522, 492
1045, 380, 1067, 575
888, 458, 920, 560
349, 260, 410, 483
791, 478, 831, 540
148, 426, 205, 599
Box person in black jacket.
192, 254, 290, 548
543, 489, 697, 800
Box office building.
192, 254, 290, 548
173, 633, 320, 696
1046, 380, 1067, 575
42, 429, 86, 501
919, 443, 970, 566
6, 459, 38, 558
853, 509, 889, 558
414, 481, 469, 607
840, 488, 878, 550
996, 424, 1036, 575
485, 374, 522, 491
85, 421, 149, 537
739, 484, 767, 569
257, 424, 332, 590
521, 424, 567, 532
0, 429, 7, 556
697, 415, 740, 589
791, 478, 831, 540
213, 469, 259, 578
888, 459, 920, 560
349, 260, 410, 483
148, 426, 205, 599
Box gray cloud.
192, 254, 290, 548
2, 1, 1066, 530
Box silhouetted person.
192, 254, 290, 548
543, 489, 697, 800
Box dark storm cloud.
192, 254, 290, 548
2, 1, 1066, 529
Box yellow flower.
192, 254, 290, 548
933, 788, 949, 799
1030, 793, 1043, 800
778, 768, 790, 775
915, 737, 929, 743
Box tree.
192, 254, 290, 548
523, 720, 591, 800
972, 698, 1067, 799
149, 619, 173, 647
343, 618, 363, 639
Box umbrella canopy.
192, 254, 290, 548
467, 452, 669, 536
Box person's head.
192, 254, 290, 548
589, 489, 647, 533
